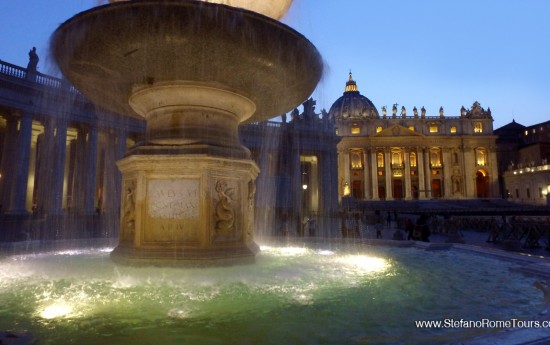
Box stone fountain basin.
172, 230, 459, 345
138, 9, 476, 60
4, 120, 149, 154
51, 0, 323, 121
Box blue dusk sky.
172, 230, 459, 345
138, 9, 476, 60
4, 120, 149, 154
1, 0, 549, 129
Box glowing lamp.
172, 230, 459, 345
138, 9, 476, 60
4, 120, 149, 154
108, 0, 293, 20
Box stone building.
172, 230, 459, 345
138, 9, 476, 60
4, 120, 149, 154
331, 73, 499, 201
496, 120, 550, 206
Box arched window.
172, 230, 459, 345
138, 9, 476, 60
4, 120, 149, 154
377, 152, 384, 168
475, 148, 487, 166
474, 122, 483, 133
430, 148, 442, 167
410, 152, 417, 167
391, 149, 403, 168
350, 150, 363, 169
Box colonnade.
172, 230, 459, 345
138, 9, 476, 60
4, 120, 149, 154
0, 111, 128, 217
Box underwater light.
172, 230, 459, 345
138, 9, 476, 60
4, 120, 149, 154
39, 303, 73, 319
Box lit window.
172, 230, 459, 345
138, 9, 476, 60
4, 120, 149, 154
525, 130, 528, 136
410, 152, 417, 167
391, 149, 403, 167
475, 148, 487, 166
450, 126, 457, 134
376, 126, 383, 133
351, 127, 361, 134
377, 152, 384, 168
429, 125, 438, 133
350, 151, 363, 169
474, 122, 483, 133
335, 129, 339, 135
430, 149, 442, 167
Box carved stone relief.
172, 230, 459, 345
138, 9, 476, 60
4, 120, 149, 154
122, 179, 136, 241
213, 179, 240, 242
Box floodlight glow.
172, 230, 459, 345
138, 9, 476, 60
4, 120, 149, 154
108, 0, 293, 20
39, 303, 73, 319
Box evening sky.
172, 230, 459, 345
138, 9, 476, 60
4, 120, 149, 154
1, 0, 549, 128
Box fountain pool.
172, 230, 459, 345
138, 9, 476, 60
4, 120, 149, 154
0, 242, 543, 344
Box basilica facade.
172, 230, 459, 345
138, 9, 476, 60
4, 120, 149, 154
330, 73, 499, 202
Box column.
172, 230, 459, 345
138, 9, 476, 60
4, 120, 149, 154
73, 128, 87, 212
488, 148, 499, 198
0, 117, 18, 213
342, 150, 350, 193
48, 121, 68, 214
102, 132, 117, 213
463, 146, 475, 197
36, 121, 55, 214
362, 150, 370, 199
403, 148, 411, 200
290, 140, 302, 216
417, 147, 426, 200
66, 139, 77, 210
114, 132, 127, 206
423, 147, 431, 199
442, 148, 452, 199
370, 148, 379, 200
384, 149, 393, 200
83, 127, 98, 215
6, 113, 33, 214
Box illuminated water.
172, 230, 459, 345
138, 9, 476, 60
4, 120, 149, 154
0, 244, 541, 344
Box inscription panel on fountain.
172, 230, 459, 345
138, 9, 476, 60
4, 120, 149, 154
145, 179, 200, 243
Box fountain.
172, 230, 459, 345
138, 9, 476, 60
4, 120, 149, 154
51, 0, 323, 266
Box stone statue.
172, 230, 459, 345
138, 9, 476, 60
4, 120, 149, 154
291, 108, 299, 121
413, 107, 418, 118
439, 106, 444, 117
281, 113, 287, 123
27, 47, 39, 71
381, 106, 387, 117
421, 106, 426, 118
401, 106, 406, 118
392, 104, 397, 117
451, 174, 462, 194
534, 280, 550, 315
343, 182, 350, 196
303, 97, 316, 118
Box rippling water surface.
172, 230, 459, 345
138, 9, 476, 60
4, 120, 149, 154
0, 244, 541, 344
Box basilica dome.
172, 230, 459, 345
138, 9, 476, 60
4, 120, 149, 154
329, 73, 379, 120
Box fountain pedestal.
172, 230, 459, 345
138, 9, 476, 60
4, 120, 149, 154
112, 155, 259, 266
110, 82, 259, 266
